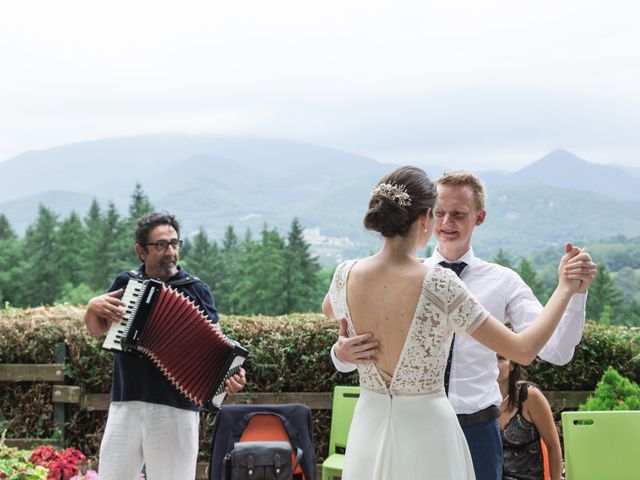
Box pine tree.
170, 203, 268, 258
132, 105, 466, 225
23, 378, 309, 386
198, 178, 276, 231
217, 226, 240, 313
233, 227, 288, 314
0, 215, 20, 305
231, 229, 258, 315
587, 262, 624, 322
84, 200, 103, 234
255, 226, 287, 315
82, 201, 125, 290
516, 258, 549, 303
598, 304, 613, 325
180, 237, 193, 259
613, 267, 640, 306
206, 241, 225, 307
182, 228, 215, 288
55, 212, 87, 287
492, 249, 513, 268
0, 214, 16, 241
621, 300, 640, 327
284, 218, 322, 313
81, 200, 104, 289
103, 202, 129, 278
233, 226, 287, 315
222, 225, 239, 253
18, 205, 62, 305
122, 184, 154, 265
128, 182, 154, 220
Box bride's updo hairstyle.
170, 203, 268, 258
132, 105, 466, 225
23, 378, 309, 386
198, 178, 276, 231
364, 166, 437, 237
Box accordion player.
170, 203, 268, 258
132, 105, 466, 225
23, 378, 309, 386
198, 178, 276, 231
103, 278, 249, 410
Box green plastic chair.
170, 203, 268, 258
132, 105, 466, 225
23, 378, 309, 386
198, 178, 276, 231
562, 410, 640, 480
322, 386, 361, 480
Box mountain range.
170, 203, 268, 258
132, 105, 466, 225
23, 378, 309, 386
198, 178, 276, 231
1, 135, 639, 263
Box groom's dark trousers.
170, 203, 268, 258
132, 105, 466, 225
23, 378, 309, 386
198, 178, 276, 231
461, 418, 503, 480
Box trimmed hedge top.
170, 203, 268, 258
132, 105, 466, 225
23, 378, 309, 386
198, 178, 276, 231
0, 306, 638, 392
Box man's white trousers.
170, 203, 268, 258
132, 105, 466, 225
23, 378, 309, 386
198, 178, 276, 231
98, 401, 199, 480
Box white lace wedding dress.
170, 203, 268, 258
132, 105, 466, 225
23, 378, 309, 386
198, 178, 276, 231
328, 260, 490, 479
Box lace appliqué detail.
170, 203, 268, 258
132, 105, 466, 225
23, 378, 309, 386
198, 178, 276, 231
329, 262, 489, 396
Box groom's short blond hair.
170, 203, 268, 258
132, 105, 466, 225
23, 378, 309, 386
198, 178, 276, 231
436, 170, 487, 211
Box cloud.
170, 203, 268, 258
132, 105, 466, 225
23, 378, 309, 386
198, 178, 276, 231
1, 0, 639, 168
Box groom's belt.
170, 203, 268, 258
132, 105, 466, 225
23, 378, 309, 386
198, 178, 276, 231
456, 405, 502, 426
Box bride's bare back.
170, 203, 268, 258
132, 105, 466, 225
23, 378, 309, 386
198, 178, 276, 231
346, 257, 429, 377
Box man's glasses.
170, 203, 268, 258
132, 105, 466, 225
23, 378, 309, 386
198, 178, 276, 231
146, 239, 183, 252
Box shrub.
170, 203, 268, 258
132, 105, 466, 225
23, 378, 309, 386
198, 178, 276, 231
579, 366, 640, 411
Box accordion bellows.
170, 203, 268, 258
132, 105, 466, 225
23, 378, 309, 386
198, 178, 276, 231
103, 279, 248, 409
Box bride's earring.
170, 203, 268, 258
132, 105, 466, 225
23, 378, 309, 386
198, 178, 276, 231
423, 210, 432, 232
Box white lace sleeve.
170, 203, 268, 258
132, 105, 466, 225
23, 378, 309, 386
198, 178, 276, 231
328, 261, 350, 321
445, 271, 489, 334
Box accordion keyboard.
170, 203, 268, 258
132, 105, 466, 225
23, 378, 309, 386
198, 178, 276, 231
210, 354, 246, 408
102, 279, 146, 352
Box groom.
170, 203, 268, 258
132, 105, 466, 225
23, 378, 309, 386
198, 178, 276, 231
331, 170, 596, 480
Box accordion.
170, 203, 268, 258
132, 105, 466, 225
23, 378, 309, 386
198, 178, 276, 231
103, 278, 249, 410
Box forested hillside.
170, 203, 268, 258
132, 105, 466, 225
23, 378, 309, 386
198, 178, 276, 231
0, 185, 330, 314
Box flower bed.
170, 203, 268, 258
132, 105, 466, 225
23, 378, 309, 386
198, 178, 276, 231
0, 439, 96, 480
1, 441, 47, 479
0, 438, 148, 480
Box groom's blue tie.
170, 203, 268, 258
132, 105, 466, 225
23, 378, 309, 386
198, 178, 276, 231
439, 261, 468, 397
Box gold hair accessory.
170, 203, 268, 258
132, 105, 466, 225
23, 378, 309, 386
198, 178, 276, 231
371, 182, 412, 207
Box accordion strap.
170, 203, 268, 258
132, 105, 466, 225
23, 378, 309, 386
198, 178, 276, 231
167, 275, 201, 287
127, 267, 201, 287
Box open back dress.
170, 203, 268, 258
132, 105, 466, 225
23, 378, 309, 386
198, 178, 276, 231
328, 260, 490, 479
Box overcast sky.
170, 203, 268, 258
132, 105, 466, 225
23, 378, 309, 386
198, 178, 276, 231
1, 0, 639, 171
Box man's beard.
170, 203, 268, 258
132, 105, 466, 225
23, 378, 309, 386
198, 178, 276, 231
157, 257, 178, 278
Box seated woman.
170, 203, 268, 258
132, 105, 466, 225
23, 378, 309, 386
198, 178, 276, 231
498, 354, 562, 480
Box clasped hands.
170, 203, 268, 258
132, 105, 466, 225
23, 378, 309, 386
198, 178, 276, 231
560, 243, 597, 294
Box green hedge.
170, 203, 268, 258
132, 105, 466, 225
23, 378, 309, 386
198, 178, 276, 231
526, 322, 640, 389
0, 306, 638, 462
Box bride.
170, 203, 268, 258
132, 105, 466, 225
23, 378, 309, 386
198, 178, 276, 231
323, 166, 583, 479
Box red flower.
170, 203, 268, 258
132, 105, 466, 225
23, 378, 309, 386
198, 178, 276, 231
28, 445, 87, 480
47, 463, 62, 480
60, 448, 86, 468
60, 463, 75, 480
30, 445, 58, 466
